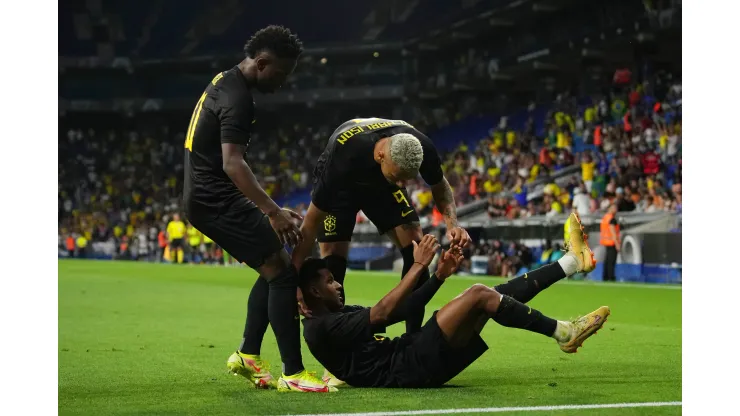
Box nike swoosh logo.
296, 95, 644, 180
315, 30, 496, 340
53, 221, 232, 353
401, 210, 414, 217
587, 315, 602, 329
286, 380, 328, 392
240, 357, 262, 373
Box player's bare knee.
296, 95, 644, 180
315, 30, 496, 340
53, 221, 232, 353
387, 223, 422, 248
468, 284, 499, 309
469, 283, 490, 294
403, 224, 423, 243
319, 241, 350, 258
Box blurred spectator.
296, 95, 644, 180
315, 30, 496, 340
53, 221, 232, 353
487, 195, 508, 218
572, 187, 591, 217
59, 65, 682, 264
615, 187, 636, 212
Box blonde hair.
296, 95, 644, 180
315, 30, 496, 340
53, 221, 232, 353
388, 133, 424, 175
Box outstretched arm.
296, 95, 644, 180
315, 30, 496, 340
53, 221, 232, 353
385, 248, 464, 326
430, 178, 472, 248
385, 272, 444, 326
368, 235, 439, 326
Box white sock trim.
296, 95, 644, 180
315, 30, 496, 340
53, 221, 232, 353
552, 321, 572, 343
558, 253, 579, 276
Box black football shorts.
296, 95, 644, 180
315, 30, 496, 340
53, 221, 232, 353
317, 184, 420, 242
186, 198, 283, 269
389, 311, 489, 388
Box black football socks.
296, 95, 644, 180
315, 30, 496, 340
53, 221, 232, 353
239, 276, 269, 355
493, 262, 566, 304
492, 294, 557, 337
267, 266, 304, 376
400, 243, 430, 333
324, 254, 347, 303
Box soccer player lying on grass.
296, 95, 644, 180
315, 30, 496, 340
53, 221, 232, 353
297, 213, 610, 388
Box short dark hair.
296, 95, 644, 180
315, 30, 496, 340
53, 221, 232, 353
298, 257, 327, 293
244, 25, 304, 60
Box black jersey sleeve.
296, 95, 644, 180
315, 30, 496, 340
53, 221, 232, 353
416, 132, 444, 186
217, 87, 255, 146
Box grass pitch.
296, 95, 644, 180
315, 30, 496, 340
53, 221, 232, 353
59, 260, 681, 415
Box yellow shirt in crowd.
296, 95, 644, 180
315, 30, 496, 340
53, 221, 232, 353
581, 161, 596, 181
484, 180, 502, 194
76, 236, 88, 249
529, 164, 540, 182
544, 183, 561, 197
556, 132, 571, 149
584, 107, 596, 123
506, 131, 516, 148
187, 227, 201, 247
417, 191, 433, 209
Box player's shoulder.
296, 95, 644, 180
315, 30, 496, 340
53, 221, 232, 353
314, 306, 368, 324
214, 66, 246, 88
346, 117, 415, 129
210, 66, 254, 102
340, 305, 370, 313
331, 118, 418, 143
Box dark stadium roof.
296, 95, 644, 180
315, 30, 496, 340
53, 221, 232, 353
59, 0, 537, 58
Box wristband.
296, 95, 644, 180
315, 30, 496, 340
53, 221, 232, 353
414, 261, 426, 267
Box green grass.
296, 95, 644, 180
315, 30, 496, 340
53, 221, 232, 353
59, 260, 682, 415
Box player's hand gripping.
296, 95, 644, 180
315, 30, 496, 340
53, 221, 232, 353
446, 226, 472, 250
435, 246, 465, 280
268, 208, 304, 247
412, 234, 440, 268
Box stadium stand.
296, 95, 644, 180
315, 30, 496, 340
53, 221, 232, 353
59, 0, 681, 282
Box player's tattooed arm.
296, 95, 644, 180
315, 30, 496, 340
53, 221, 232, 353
430, 178, 472, 248
430, 177, 458, 228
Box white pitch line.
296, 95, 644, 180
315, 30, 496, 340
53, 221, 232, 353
290, 401, 682, 416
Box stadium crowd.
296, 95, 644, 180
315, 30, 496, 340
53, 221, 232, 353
58, 67, 681, 269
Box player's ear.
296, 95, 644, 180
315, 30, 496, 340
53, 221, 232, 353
256, 55, 270, 71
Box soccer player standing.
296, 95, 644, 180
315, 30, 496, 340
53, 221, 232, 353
183, 25, 333, 392
165, 213, 186, 264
